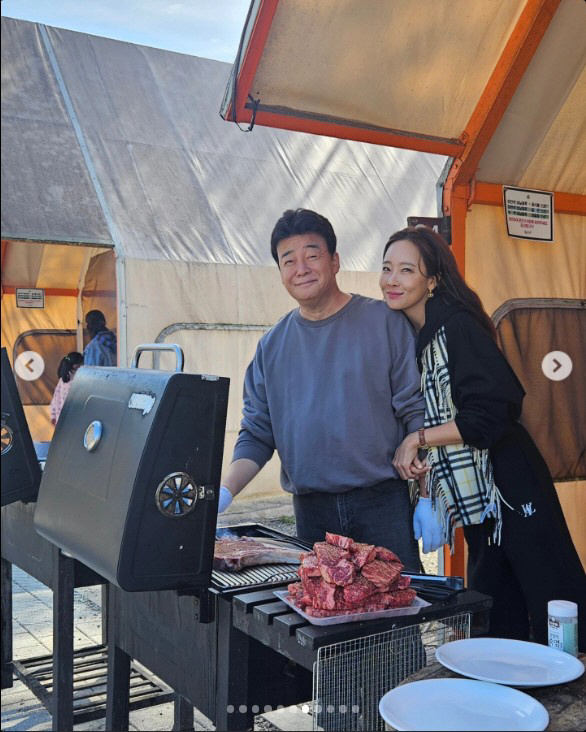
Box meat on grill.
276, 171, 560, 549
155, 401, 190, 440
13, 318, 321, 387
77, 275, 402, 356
213, 537, 302, 571
287, 532, 416, 616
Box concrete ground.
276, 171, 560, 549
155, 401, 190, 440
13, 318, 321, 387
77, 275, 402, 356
1, 493, 437, 731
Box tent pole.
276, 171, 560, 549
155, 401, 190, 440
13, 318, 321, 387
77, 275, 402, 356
115, 256, 127, 368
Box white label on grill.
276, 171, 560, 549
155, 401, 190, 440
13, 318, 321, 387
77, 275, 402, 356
128, 393, 156, 415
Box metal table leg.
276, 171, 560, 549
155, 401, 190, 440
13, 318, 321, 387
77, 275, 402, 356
51, 546, 74, 731
215, 597, 253, 731
101, 583, 109, 644
1, 557, 13, 689
173, 693, 194, 731
105, 592, 131, 732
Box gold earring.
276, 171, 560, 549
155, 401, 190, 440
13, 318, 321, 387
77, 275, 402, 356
427, 288, 434, 298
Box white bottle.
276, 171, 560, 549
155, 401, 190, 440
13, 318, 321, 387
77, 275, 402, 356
547, 600, 578, 656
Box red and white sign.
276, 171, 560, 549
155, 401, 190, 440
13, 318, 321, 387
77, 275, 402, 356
503, 186, 554, 242
16, 287, 45, 308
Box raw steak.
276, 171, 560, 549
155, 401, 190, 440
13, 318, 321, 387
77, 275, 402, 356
325, 532, 354, 549
283, 532, 416, 619
361, 559, 402, 589
314, 542, 356, 585
299, 553, 322, 579
213, 537, 301, 571
350, 542, 378, 568
301, 589, 416, 617
343, 575, 378, 606
375, 546, 401, 563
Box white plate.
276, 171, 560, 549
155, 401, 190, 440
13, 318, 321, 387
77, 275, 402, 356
379, 678, 549, 731
274, 590, 430, 626
436, 637, 584, 687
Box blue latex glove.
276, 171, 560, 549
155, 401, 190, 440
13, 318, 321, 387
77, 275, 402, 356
413, 497, 444, 553
218, 485, 233, 513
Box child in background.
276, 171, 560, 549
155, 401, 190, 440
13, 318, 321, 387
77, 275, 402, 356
50, 352, 83, 425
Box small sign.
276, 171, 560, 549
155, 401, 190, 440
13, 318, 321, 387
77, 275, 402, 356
503, 186, 554, 242
16, 288, 45, 308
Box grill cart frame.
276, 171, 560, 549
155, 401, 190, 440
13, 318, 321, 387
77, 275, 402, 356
105, 523, 492, 731
1, 501, 174, 729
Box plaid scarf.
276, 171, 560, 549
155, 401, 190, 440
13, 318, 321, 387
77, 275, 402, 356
418, 325, 505, 549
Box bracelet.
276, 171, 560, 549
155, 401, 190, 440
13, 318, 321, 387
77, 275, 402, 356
418, 427, 430, 450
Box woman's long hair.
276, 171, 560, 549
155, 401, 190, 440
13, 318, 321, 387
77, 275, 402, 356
57, 352, 83, 383
384, 226, 497, 340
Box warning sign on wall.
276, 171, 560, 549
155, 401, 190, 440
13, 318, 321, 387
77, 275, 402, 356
16, 288, 45, 308
503, 186, 554, 242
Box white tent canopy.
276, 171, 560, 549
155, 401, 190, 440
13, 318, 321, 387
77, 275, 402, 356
1, 17, 445, 496
2, 17, 445, 270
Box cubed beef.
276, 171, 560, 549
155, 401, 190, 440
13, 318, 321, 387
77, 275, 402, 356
375, 546, 401, 563
343, 575, 378, 607
298, 552, 322, 580
325, 532, 354, 550
314, 542, 350, 564
319, 558, 356, 586
396, 575, 411, 590
361, 559, 402, 589
350, 542, 378, 568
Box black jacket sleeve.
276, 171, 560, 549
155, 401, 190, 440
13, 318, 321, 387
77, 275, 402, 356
444, 312, 525, 449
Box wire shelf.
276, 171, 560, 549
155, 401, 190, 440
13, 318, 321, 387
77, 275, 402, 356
312, 612, 470, 731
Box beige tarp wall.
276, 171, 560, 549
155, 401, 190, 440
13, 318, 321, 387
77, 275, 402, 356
466, 204, 585, 566
466, 206, 586, 315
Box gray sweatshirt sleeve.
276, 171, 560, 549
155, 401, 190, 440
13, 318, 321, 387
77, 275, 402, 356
232, 342, 276, 468
388, 314, 425, 436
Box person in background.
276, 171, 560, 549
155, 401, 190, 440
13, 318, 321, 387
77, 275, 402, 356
217, 209, 426, 570
380, 225, 586, 650
83, 310, 117, 366
50, 352, 83, 425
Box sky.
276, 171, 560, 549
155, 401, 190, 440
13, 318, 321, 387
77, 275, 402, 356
1, 0, 252, 62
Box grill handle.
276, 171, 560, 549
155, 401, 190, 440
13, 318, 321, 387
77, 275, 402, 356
130, 344, 184, 372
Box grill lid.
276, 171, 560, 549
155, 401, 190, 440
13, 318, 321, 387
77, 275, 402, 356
34, 344, 229, 592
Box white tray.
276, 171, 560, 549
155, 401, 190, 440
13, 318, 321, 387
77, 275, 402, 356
274, 589, 430, 626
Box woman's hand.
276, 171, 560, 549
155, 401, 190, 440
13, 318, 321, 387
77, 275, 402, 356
393, 432, 428, 480
413, 497, 444, 553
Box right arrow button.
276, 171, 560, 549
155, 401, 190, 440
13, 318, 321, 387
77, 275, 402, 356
542, 351, 573, 381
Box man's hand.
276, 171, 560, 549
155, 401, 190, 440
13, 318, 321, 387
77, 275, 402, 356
217, 458, 261, 515
218, 485, 234, 513
413, 497, 444, 553
393, 433, 429, 480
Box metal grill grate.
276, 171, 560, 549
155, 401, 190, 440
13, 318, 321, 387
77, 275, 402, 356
312, 612, 470, 731
212, 562, 300, 590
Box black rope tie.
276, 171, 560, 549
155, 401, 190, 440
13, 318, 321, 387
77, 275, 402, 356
246, 95, 260, 131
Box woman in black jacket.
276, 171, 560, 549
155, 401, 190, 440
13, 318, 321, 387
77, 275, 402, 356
381, 225, 585, 650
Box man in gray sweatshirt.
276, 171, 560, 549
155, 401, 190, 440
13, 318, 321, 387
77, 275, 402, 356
218, 209, 425, 569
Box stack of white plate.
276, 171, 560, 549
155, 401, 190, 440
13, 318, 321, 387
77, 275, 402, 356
378, 638, 584, 731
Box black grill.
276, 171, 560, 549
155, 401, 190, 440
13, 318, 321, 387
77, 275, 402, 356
208, 523, 309, 596
33, 344, 229, 592
1, 347, 41, 506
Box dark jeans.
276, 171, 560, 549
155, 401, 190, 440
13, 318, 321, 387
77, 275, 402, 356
292, 479, 421, 572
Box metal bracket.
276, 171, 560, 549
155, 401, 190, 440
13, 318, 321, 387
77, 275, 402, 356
407, 215, 452, 244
